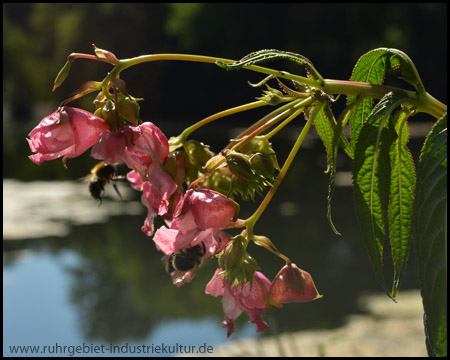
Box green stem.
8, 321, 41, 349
324, 80, 446, 118
67, 52, 114, 64
113, 53, 317, 88
246, 101, 323, 231
176, 100, 268, 144
323, 79, 416, 98
105, 53, 446, 119
263, 97, 315, 140
230, 99, 311, 152
224, 98, 304, 150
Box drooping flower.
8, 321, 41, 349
92, 122, 178, 222
153, 189, 239, 255
27, 107, 110, 165
205, 268, 271, 338
269, 264, 322, 307
91, 122, 169, 177
126, 170, 180, 236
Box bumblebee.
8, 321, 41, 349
83, 161, 126, 203
164, 243, 206, 273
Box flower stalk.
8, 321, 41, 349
245, 102, 324, 233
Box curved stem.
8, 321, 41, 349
107, 53, 446, 118
263, 98, 313, 140
231, 97, 315, 152
114, 53, 318, 87
177, 100, 268, 143
224, 98, 304, 150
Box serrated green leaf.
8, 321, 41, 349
388, 110, 416, 299
353, 92, 409, 297
348, 48, 424, 154
415, 113, 447, 357
314, 104, 341, 234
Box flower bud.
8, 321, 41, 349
185, 140, 213, 167
118, 96, 141, 125
162, 151, 187, 186
223, 150, 255, 180
205, 168, 233, 195
218, 235, 260, 287
240, 136, 278, 158
52, 59, 73, 92
257, 93, 285, 106
219, 235, 245, 273
269, 264, 322, 308
250, 153, 276, 180
101, 100, 119, 130
92, 44, 119, 64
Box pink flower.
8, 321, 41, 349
205, 268, 271, 338
91, 122, 169, 179
27, 107, 110, 165
126, 170, 143, 191
126, 170, 180, 236
269, 264, 322, 307
153, 189, 238, 255
92, 122, 178, 228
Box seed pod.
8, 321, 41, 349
223, 150, 255, 180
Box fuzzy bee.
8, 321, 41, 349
83, 161, 126, 203
163, 243, 206, 274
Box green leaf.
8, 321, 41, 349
216, 49, 323, 81
353, 92, 409, 297
415, 113, 447, 357
314, 104, 342, 235
348, 48, 424, 153
388, 110, 416, 299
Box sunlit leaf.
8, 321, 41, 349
415, 113, 447, 357
313, 104, 341, 235
347, 48, 424, 153
353, 92, 409, 297
388, 110, 415, 299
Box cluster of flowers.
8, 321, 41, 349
27, 106, 321, 337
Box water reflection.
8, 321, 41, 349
4, 126, 425, 352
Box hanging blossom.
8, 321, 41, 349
269, 264, 322, 307
27, 107, 110, 165
91, 122, 171, 178
153, 189, 240, 256
205, 268, 272, 338
127, 170, 183, 236
91, 122, 178, 229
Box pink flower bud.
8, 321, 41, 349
269, 264, 322, 307
27, 107, 110, 165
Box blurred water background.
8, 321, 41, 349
3, 3, 446, 357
